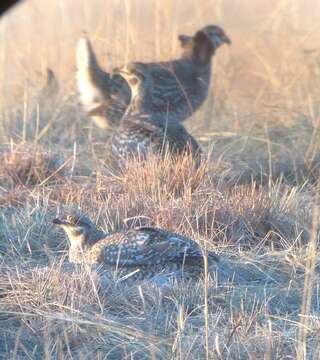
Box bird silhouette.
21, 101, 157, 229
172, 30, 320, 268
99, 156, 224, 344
76, 25, 231, 129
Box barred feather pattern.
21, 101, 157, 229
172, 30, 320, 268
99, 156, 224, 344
82, 58, 209, 128
77, 25, 230, 128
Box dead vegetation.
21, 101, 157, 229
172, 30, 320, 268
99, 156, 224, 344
1, 0, 320, 358
0, 147, 317, 358
0, 144, 66, 187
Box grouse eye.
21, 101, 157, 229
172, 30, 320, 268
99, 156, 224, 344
129, 77, 139, 86
67, 215, 78, 224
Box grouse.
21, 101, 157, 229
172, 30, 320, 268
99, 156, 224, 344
76, 25, 231, 128
40, 68, 59, 99
89, 62, 202, 167
53, 214, 219, 282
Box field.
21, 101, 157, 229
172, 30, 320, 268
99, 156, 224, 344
1, 0, 320, 358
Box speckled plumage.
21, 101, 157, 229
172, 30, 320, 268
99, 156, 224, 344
92, 62, 202, 167
76, 25, 231, 129
52, 214, 219, 281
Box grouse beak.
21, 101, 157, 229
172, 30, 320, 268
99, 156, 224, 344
222, 33, 231, 45
52, 218, 70, 226
111, 66, 130, 80
115, 65, 132, 79
178, 34, 193, 47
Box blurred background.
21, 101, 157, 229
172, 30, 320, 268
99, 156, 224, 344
1, 0, 320, 111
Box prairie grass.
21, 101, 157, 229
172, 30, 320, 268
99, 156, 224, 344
1, 0, 320, 358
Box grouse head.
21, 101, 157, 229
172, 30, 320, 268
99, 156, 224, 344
53, 214, 95, 247
188, 25, 231, 65
116, 62, 153, 101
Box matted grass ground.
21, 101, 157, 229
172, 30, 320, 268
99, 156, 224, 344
1, 0, 320, 358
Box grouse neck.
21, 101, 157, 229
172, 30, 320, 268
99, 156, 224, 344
68, 235, 87, 263
179, 44, 213, 71
89, 229, 106, 246
129, 87, 153, 115
192, 51, 213, 69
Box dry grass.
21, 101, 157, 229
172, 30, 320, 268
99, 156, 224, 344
0, 151, 318, 358
0, 144, 66, 187
1, 0, 320, 358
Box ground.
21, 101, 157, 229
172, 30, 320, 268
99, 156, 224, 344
0, 1, 320, 359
